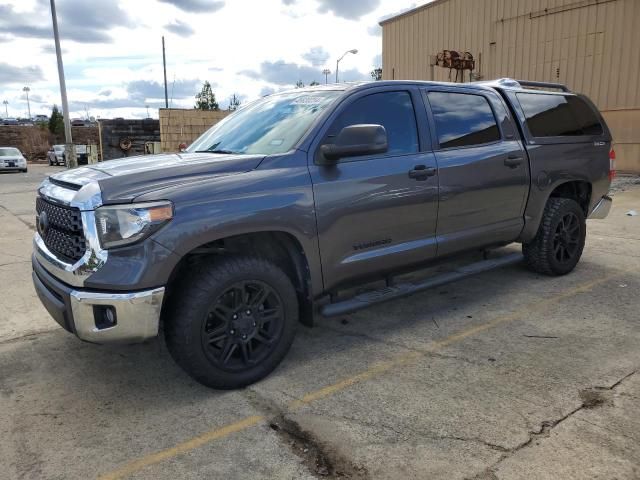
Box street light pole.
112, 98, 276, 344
23, 87, 31, 119
49, 0, 77, 168
2, 100, 7, 118
335, 49, 358, 83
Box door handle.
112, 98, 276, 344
504, 155, 524, 168
408, 165, 436, 180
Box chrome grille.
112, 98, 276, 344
36, 197, 86, 263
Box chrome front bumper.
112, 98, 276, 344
33, 256, 164, 344
70, 287, 165, 343
588, 195, 612, 219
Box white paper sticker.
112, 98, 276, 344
292, 96, 324, 105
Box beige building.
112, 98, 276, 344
380, 0, 640, 172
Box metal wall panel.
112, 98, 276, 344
381, 0, 640, 172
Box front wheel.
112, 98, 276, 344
523, 197, 586, 276
164, 256, 298, 389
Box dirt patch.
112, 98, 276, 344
269, 415, 369, 479
579, 388, 614, 409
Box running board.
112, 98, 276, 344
320, 252, 523, 318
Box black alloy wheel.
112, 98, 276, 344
202, 280, 284, 371
552, 211, 581, 264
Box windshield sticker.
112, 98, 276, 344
292, 96, 324, 105
269, 139, 284, 146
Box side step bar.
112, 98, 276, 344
320, 252, 523, 318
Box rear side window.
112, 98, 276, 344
427, 92, 501, 149
567, 96, 603, 135
516, 93, 603, 137
327, 91, 419, 156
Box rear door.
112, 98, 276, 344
423, 87, 529, 256
308, 86, 438, 291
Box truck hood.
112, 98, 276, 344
51, 152, 265, 204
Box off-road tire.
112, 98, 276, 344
164, 255, 298, 389
523, 197, 586, 276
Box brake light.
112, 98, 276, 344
609, 148, 616, 181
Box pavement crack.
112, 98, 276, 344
0, 329, 58, 346
0, 203, 35, 231
466, 370, 637, 479
243, 388, 369, 479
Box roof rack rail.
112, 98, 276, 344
516, 80, 570, 92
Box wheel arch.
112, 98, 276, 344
165, 230, 316, 326
520, 179, 592, 243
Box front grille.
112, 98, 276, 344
36, 197, 86, 263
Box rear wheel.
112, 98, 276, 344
164, 256, 298, 389
523, 197, 586, 275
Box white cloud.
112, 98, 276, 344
0, 0, 415, 119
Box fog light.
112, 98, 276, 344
93, 305, 117, 330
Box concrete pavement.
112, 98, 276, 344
1, 165, 638, 479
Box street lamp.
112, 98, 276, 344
322, 68, 331, 84
2, 100, 7, 118
23, 86, 31, 119
335, 49, 358, 83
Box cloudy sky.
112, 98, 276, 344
0, 0, 418, 120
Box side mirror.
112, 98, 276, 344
319, 124, 388, 164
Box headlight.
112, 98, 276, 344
95, 201, 173, 249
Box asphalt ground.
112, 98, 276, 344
1, 165, 639, 480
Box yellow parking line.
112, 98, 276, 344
99, 268, 629, 480
99, 416, 265, 480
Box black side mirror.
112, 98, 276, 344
319, 124, 388, 164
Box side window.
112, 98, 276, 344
567, 96, 603, 136
516, 93, 584, 137
427, 92, 501, 149
327, 91, 419, 157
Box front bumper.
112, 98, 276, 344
588, 195, 612, 219
0, 163, 26, 170
32, 255, 164, 344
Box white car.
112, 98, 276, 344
0, 147, 28, 173
47, 145, 66, 166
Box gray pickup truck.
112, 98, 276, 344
32, 78, 614, 389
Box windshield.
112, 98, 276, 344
54, 145, 65, 152
187, 90, 341, 155
0, 148, 20, 157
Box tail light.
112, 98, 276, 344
609, 148, 616, 181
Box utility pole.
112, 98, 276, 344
23, 87, 31, 119
50, 0, 77, 168
322, 68, 331, 84
162, 36, 169, 108
2, 100, 7, 118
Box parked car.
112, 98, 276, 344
1, 118, 19, 126
0, 147, 28, 172
32, 79, 613, 389
33, 115, 49, 123
47, 145, 66, 166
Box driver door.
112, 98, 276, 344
308, 87, 439, 291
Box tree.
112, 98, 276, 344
194, 81, 219, 110
370, 68, 383, 81
309, 80, 320, 86
295, 80, 305, 88
48, 105, 64, 137
228, 93, 241, 111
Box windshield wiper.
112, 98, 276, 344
195, 149, 240, 154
